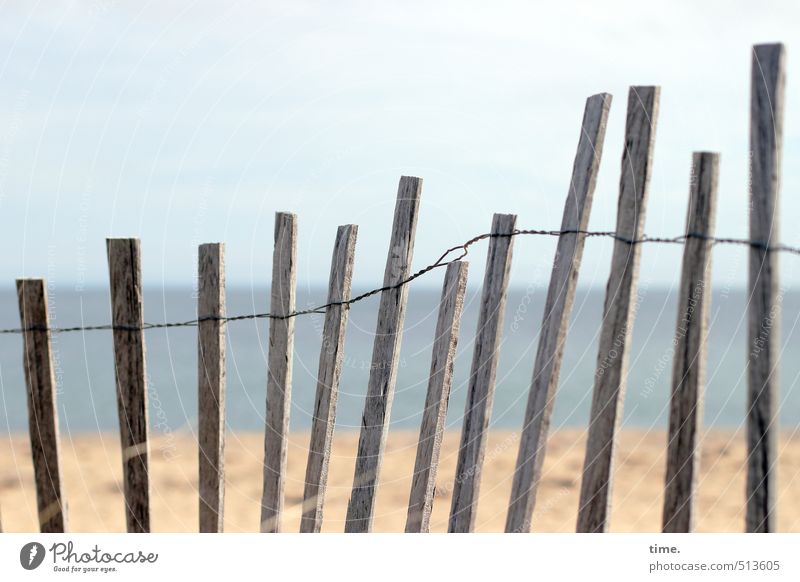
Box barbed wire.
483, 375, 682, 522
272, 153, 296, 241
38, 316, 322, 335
2, 228, 797, 335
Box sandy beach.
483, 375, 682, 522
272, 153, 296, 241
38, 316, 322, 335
2, 429, 800, 533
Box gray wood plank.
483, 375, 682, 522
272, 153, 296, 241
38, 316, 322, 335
506, 93, 612, 533
747, 42, 786, 533
345, 176, 423, 532
662, 152, 719, 532
106, 238, 151, 533
17, 278, 67, 533
198, 243, 226, 533
301, 224, 358, 533
576, 86, 660, 533
406, 260, 469, 533
260, 212, 298, 533
449, 213, 517, 533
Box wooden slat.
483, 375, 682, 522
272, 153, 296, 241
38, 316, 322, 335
260, 212, 298, 533
198, 243, 226, 533
107, 238, 151, 533
449, 213, 517, 533
576, 86, 660, 533
345, 176, 423, 533
747, 42, 786, 533
505, 93, 612, 533
406, 260, 469, 533
662, 152, 719, 532
17, 278, 67, 533
300, 224, 358, 533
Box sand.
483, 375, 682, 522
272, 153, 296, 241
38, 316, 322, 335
2, 429, 800, 533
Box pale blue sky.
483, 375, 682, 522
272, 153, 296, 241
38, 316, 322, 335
1, 0, 798, 291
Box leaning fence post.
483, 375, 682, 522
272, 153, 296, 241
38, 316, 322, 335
747, 42, 785, 533
198, 243, 226, 533
260, 212, 298, 533
662, 152, 719, 532
345, 176, 422, 533
17, 278, 67, 533
449, 213, 517, 533
107, 238, 151, 533
300, 224, 358, 533
406, 260, 469, 533
506, 92, 612, 533
576, 86, 660, 533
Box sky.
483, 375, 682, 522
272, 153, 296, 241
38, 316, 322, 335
1, 0, 799, 293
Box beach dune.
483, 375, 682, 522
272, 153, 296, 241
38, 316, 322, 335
2, 429, 800, 533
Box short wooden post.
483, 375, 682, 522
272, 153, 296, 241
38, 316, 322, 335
576, 86, 660, 533
300, 224, 358, 533
260, 212, 298, 533
198, 243, 226, 533
107, 238, 151, 533
17, 278, 67, 533
747, 42, 785, 533
662, 152, 719, 532
506, 92, 612, 533
449, 213, 517, 533
406, 260, 469, 533
345, 176, 422, 533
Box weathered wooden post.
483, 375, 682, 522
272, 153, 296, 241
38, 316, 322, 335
576, 86, 659, 533
746, 42, 785, 533
406, 260, 469, 533
198, 243, 226, 533
449, 213, 516, 533
107, 238, 151, 533
17, 278, 67, 533
506, 92, 612, 533
345, 176, 422, 532
301, 224, 358, 533
662, 152, 719, 532
261, 212, 298, 533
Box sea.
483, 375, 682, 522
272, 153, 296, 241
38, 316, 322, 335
1, 285, 799, 433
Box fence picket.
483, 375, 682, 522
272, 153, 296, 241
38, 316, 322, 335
662, 152, 719, 532
405, 260, 469, 533
576, 86, 660, 533
301, 224, 358, 533
345, 176, 423, 532
506, 92, 612, 533
107, 238, 151, 533
449, 213, 517, 533
260, 212, 298, 533
198, 243, 226, 533
747, 42, 786, 533
17, 278, 67, 533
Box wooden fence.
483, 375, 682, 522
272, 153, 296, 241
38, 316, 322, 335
8, 43, 787, 533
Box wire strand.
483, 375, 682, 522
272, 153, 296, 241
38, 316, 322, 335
3, 228, 794, 335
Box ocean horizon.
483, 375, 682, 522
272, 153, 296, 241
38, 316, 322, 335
2, 285, 799, 433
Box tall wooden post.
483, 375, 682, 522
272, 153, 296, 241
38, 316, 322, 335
261, 212, 298, 533
746, 43, 785, 533
17, 278, 67, 533
107, 238, 151, 533
576, 87, 660, 533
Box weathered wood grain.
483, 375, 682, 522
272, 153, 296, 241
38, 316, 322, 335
576, 86, 660, 533
198, 243, 226, 533
662, 152, 719, 533
506, 93, 612, 533
106, 238, 151, 533
260, 212, 298, 533
747, 43, 785, 533
300, 224, 358, 533
17, 278, 67, 533
345, 176, 422, 533
449, 213, 517, 533
406, 260, 469, 533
